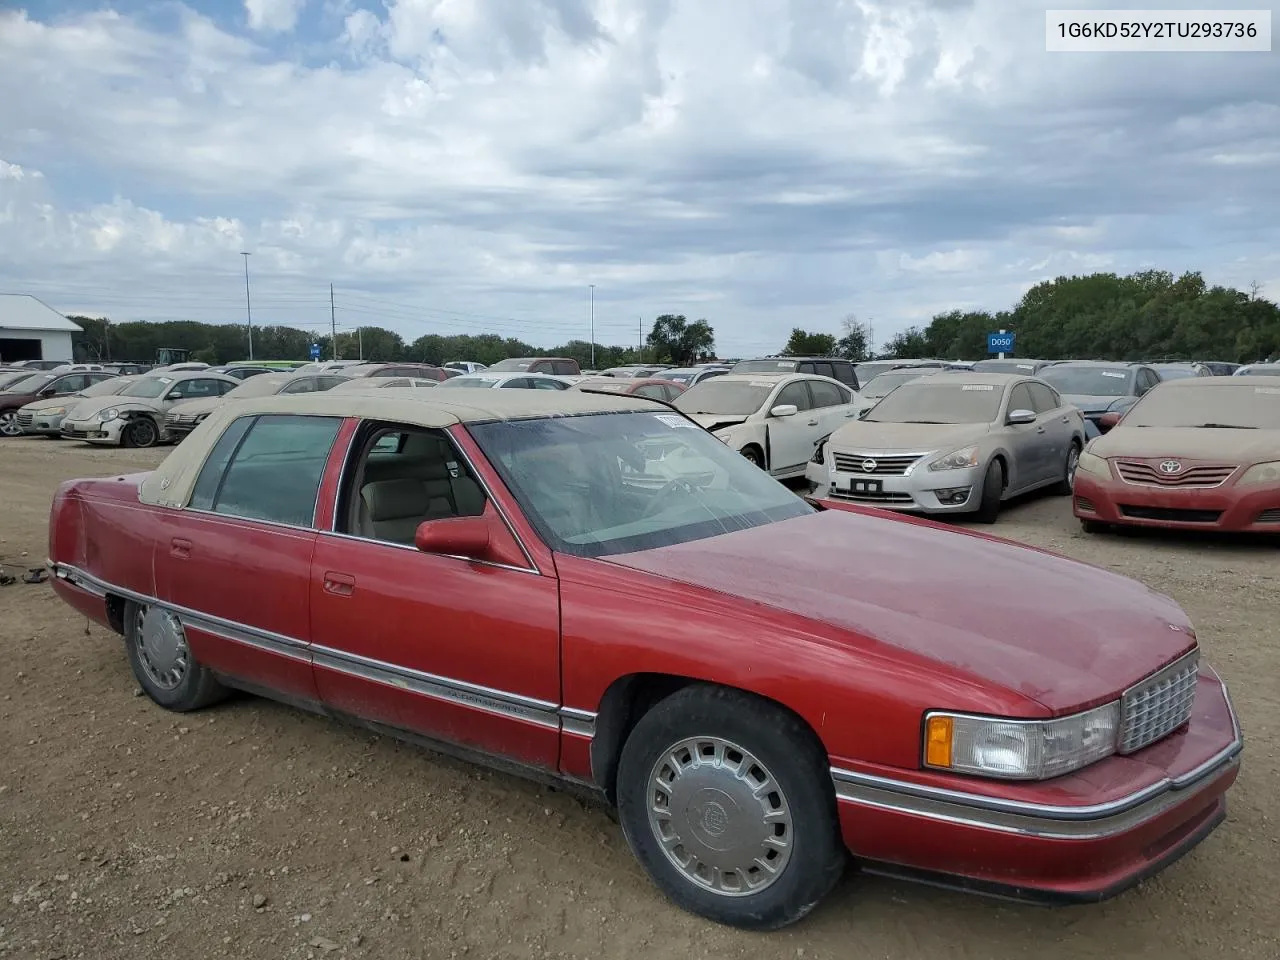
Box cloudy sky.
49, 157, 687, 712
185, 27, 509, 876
1, 0, 1277, 356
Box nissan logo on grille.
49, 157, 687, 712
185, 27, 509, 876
861, 458, 878, 472
1159, 460, 1183, 474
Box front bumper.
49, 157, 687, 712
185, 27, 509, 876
831, 667, 1242, 902
19, 411, 68, 435
60, 417, 126, 444
1074, 471, 1280, 532
805, 452, 981, 513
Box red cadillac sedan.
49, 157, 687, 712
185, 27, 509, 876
1074, 376, 1280, 533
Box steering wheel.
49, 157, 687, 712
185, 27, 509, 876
640, 476, 700, 519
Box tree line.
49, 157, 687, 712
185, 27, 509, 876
68, 314, 719, 369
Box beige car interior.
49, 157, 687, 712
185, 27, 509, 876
353, 431, 486, 544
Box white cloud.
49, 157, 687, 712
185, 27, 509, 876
0, 1, 1277, 353
245, 0, 308, 33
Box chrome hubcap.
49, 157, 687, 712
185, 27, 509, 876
0, 412, 20, 436
1066, 448, 1079, 488
136, 606, 189, 690
646, 736, 792, 897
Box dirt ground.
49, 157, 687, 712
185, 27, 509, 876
1, 437, 1276, 960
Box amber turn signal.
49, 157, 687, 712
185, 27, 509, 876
925, 715, 954, 768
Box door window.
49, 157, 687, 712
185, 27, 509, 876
531, 377, 567, 390
1008, 383, 1036, 415
50, 375, 88, 394
807, 379, 848, 408
634, 384, 669, 400
551, 361, 579, 376
501, 378, 534, 389
829, 362, 858, 389
189, 414, 343, 527
810, 362, 835, 379
774, 381, 813, 412
1026, 382, 1060, 413
340, 426, 488, 546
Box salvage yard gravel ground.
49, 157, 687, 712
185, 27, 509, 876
1, 438, 1277, 959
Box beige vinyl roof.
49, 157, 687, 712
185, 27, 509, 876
139, 388, 661, 508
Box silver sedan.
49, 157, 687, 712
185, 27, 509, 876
806, 373, 1085, 523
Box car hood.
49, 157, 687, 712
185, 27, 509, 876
685, 413, 751, 432
1059, 394, 1128, 414
604, 510, 1195, 714
1090, 426, 1280, 463
66, 396, 162, 419
168, 397, 223, 416
19, 394, 80, 413
828, 420, 990, 452
0, 390, 38, 409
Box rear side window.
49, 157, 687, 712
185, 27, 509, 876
188, 415, 342, 527
829, 362, 859, 390
809, 361, 834, 379
550, 360, 579, 376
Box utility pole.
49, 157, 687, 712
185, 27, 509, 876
589, 284, 596, 368
330, 283, 338, 360
358, 326, 364, 361
638, 315, 643, 363
240, 252, 254, 360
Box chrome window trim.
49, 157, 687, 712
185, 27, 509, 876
52, 562, 598, 738
316, 530, 539, 577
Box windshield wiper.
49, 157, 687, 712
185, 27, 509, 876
1191, 423, 1256, 429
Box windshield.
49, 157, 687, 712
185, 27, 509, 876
438, 376, 500, 388
468, 411, 813, 558
576, 379, 632, 394
2, 373, 53, 394
672, 381, 772, 416
120, 376, 174, 399
1242, 366, 1280, 377
663, 370, 697, 384
226, 375, 291, 398
866, 381, 1004, 424
1040, 366, 1134, 397
733, 359, 797, 374
1124, 384, 1280, 429
80, 377, 128, 398
488, 358, 534, 371
861, 370, 938, 399
1153, 366, 1199, 381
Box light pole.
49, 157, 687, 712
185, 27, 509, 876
240, 252, 254, 361
589, 284, 595, 368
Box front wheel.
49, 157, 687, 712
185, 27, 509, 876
1052, 443, 1081, 496
739, 445, 764, 469
973, 459, 1004, 524
616, 685, 844, 930
122, 416, 159, 448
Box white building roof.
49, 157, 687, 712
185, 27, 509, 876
0, 294, 83, 333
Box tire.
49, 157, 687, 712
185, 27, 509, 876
0, 410, 21, 437
615, 684, 844, 930
123, 600, 228, 711
740, 445, 764, 469
1052, 442, 1081, 496
122, 416, 159, 448
973, 459, 1004, 524
1080, 519, 1110, 535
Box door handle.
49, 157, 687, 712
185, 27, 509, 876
170, 537, 191, 559
1036, 426, 1046, 434
323, 571, 356, 597
807, 419, 819, 427
1061, 416, 1070, 423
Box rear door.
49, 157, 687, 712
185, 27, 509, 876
152, 413, 345, 702
806, 378, 859, 439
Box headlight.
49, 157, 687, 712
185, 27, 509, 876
1239, 460, 1280, 486
715, 429, 734, 445
928, 445, 979, 471
924, 703, 1121, 780
811, 437, 828, 465
1076, 450, 1111, 479
98, 407, 120, 422
45, 406, 66, 416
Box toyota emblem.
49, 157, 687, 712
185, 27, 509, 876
861, 458, 878, 472
1158, 460, 1182, 474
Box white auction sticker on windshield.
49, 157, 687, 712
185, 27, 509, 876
1100, 371, 1125, 378
749, 380, 774, 387
654, 413, 698, 428
961, 384, 995, 391
1256, 387, 1280, 395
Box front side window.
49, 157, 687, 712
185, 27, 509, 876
775, 381, 812, 411
1008, 384, 1036, 414
50, 375, 88, 394
468, 411, 813, 558
189, 415, 342, 527
533, 377, 568, 390
1027, 382, 1060, 413
281, 378, 319, 394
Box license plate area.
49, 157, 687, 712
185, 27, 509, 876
845, 478, 882, 494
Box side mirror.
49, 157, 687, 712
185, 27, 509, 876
858, 408, 870, 419
1006, 408, 1036, 425
415, 515, 491, 560
1097, 411, 1123, 431
39, 388, 56, 398
769, 404, 798, 418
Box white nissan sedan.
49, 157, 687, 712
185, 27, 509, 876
672, 373, 868, 478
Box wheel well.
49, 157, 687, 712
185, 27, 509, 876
740, 442, 765, 465
588, 673, 830, 806
105, 593, 127, 635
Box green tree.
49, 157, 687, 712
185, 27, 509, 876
835, 314, 870, 361
781, 328, 837, 356
884, 326, 930, 358
646, 315, 715, 365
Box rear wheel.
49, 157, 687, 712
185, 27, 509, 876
1053, 442, 1081, 496
124, 600, 228, 711
0, 411, 21, 437
615, 685, 844, 930
973, 459, 1004, 524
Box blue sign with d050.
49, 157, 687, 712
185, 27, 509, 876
987, 331, 1015, 353
309, 343, 321, 359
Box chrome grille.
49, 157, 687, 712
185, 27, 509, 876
16, 412, 34, 428
832, 453, 923, 476
829, 489, 914, 504
1115, 459, 1236, 488
1118, 651, 1199, 754
167, 412, 204, 426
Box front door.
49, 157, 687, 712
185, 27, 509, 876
308, 423, 562, 770
152, 413, 345, 702
765, 380, 817, 475
1003, 382, 1048, 489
